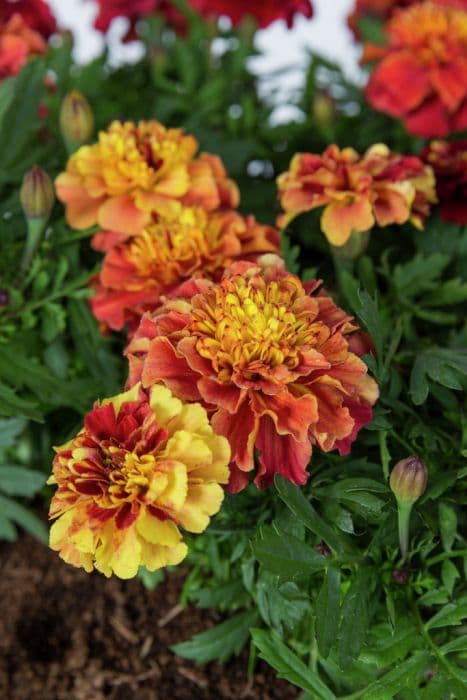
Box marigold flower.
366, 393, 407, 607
48, 383, 230, 579
94, 0, 187, 41
277, 144, 435, 246
189, 0, 313, 28
0, 0, 56, 39
0, 13, 46, 81
422, 139, 467, 224
55, 120, 239, 236
126, 256, 379, 493
90, 206, 280, 332
348, 0, 467, 37
363, 2, 467, 137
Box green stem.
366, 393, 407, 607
18, 219, 46, 281
397, 501, 413, 560
426, 548, 467, 567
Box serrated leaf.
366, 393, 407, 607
251, 629, 335, 700
439, 502, 457, 551
316, 567, 341, 658
423, 279, 467, 307
355, 289, 384, 362
0, 465, 46, 497
0, 494, 47, 543
274, 476, 349, 555
410, 348, 467, 405
252, 525, 327, 580
41, 302, 67, 343
441, 633, 467, 654
426, 602, 467, 630
0, 382, 42, 421
360, 651, 431, 699
0, 417, 27, 447
337, 567, 371, 669
171, 609, 258, 664
393, 254, 450, 298
441, 560, 460, 597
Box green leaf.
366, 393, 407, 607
360, 651, 432, 699
0, 382, 42, 421
280, 231, 300, 275
252, 525, 327, 580
337, 567, 371, 669
138, 568, 164, 591
426, 602, 467, 630
393, 254, 450, 298
0, 417, 27, 447
0, 465, 46, 497
251, 629, 335, 700
192, 580, 247, 610
423, 279, 467, 307
0, 513, 17, 541
41, 302, 67, 343
410, 348, 467, 405
440, 633, 467, 654
438, 502, 457, 551
355, 290, 384, 363
441, 560, 459, 597
171, 609, 258, 664
274, 476, 349, 555
316, 567, 341, 658
0, 494, 47, 543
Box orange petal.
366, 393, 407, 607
321, 196, 374, 245
98, 195, 149, 235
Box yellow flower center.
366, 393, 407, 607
390, 4, 467, 62
190, 275, 320, 383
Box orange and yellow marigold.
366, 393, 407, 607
126, 256, 379, 493
277, 144, 435, 245
0, 13, 46, 81
48, 383, 230, 579
90, 205, 280, 332
363, 2, 467, 137
55, 120, 239, 236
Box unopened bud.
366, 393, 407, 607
60, 90, 94, 152
20, 166, 55, 221
390, 456, 428, 504
312, 92, 336, 128
0, 289, 10, 307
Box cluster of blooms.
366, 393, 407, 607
0, 0, 55, 81
50, 117, 379, 578
422, 140, 467, 223
277, 144, 436, 246
363, 1, 467, 137
94, 0, 313, 38
56, 119, 279, 332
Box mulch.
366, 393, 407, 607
0, 536, 298, 700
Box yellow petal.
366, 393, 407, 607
136, 508, 182, 547
149, 384, 182, 427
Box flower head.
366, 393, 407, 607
94, 0, 187, 41
48, 383, 230, 579
277, 144, 436, 245
348, 0, 467, 37
0, 0, 56, 39
55, 120, 238, 236
422, 139, 467, 223
90, 206, 280, 332
189, 0, 313, 28
0, 13, 46, 81
364, 2, 467, 137
126, 256, 378, 492
390, 456, 428, 503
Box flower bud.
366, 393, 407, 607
312, 92, 336, 128
59, 90, 94, 151
390, 456, 428, 504
20, 166, 55, 221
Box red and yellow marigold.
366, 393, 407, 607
55, 120, 239, 236
277, 144, 435, 246
90, 205, 280, 332
348, 0, 467, 37
0, 13, 46, 81
422, 139, 467, 223
126, 256, 379, 493
363, 2, 467, 137
0, 0, 57, 39
48, 383, 230, 579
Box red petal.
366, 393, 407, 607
255, 415, 311, 489
142, 337, 201, 400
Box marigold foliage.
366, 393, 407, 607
277, 144, 436, 245
126, 256, 378, 492
48, 383, 230, 579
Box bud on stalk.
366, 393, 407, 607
19, 166, 55, 279
390, 456, 428, 559
312, 92, 336, 128
59, 90, 94, 153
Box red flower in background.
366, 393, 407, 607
0, 0, 56, 39
422, 140, 467, 223
126, 256, 378, 493
364, 2, 467, 137
0, 13, 46, 81
94, 0, 186, 40
189, 0, 313, 28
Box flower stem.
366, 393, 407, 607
18, 218, 46, 282
397, 501, 413, 560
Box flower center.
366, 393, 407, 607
190, 275, 319, 383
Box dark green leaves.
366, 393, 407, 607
410, 348, 467, 405
252, 525, 327, 580
172, 609, 258, 664
252, 629, 335, 700
337, 567, 373, 669
316, 567, 341, 658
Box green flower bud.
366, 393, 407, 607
312, 92, 336, 128
60, 90, 94, 152
20, 166, 55, 221
390, 456, 428, 504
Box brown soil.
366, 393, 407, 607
0, 536, 298, 700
